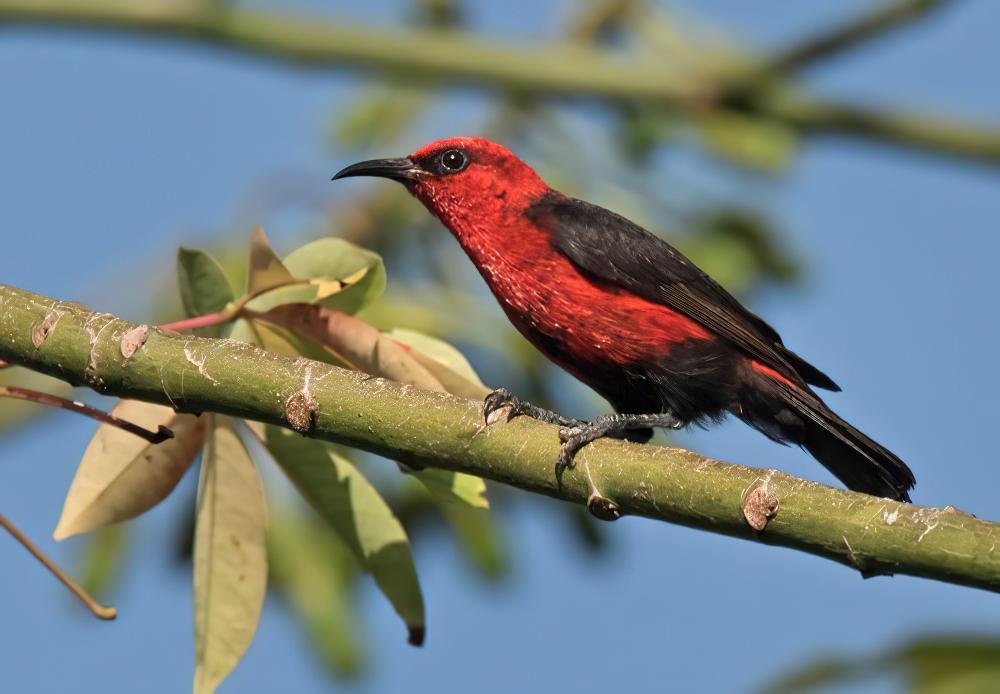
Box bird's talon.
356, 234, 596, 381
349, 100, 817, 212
554, 454, 575, 488
558, 426, 580, 443
483, 386, 537, 426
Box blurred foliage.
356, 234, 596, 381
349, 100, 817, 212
4, 0, 997, 688
761, 636, 1000, 694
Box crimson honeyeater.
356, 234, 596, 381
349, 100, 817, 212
333, 137, 915, 503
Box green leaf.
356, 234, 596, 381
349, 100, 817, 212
697, 111, 799, 173
413, 468, 489, 509
267, 511, 364, 677
54, 400, 207, 540
761, 636, 1000, 694
177, 247, 236, 337
257, 424, 425, 645
249, 238, 386, 314
194, 417, 268, 694
76, 524, 129, 599
441, 504, 507, 578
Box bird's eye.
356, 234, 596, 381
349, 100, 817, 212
438, 149, 468, 174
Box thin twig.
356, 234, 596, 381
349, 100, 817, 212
0, 513, 117, 620
0, 386, 173, 443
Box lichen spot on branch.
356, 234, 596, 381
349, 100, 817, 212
119, 325, 150, 361
285, 391, 319, 434
31, 310, 61, 349
742, 484, 779, 531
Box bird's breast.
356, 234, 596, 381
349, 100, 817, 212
468, 239, 712, 374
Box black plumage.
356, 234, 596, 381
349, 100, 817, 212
527, 192, 915, 501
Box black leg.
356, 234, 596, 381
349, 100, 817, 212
482, 388, 682, 520
483, 387, 581, 428
556, 412, 683, 489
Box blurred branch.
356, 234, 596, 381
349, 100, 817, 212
753, 0, 950, 77
4, 283, 1000, 595
2, 0, 1000, 164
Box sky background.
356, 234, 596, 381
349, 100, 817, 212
2, 1, 1000, 692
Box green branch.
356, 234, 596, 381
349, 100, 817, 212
2, 0, 1000, 164
3, 283, 1000, 594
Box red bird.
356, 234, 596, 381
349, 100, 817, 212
334, 137, 915, 503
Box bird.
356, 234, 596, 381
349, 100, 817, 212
333, 137, 915, 504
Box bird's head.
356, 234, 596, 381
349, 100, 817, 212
332, 137, 550, 230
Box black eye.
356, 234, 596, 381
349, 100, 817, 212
438, 149, 468, 174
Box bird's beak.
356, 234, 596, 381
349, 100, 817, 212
331, 157, 424, 182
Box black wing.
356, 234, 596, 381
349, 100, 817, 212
528, 192, 840, 391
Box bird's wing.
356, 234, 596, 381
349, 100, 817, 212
528, 192, 839, 391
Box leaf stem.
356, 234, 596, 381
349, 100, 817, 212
159, 308, 235, 333
0, 513, 117, 620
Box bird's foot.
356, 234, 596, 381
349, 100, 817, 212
555, 412, 683, 518
482, 387, 581, 428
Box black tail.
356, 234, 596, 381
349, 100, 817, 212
741, 378, 915, 502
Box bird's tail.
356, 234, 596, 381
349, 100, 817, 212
742, 373, 915, 502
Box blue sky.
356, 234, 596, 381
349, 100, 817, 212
2, 2, 999, 692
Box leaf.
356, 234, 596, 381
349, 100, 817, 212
0, 366, 74, 431
267, 511, 364, 677
761, 636, 1000, 694
257, 424, 424, 645
442, 504, 507, 578
54, 400, 206, 540
385, 328, 490, 399
698, 111, 799, 173
248, 238, 386, 314
247, 226, 297, 297
255, 305, 443, 392
76, 524, 129, 599
194, 416, 268, 694
413, 468, 489, 509
177, 247, 236, 337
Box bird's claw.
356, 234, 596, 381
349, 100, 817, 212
554, 449, 575, 488
482, 387, 524, 426
558, 425, 575, 444
555, 430, 588, 488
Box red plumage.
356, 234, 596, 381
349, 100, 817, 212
333, 137, 915, 501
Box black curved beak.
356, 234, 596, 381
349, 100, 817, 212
331, 157, 423, 182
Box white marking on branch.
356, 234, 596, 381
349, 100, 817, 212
183, 344, 219, 385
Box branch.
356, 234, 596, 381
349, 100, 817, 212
755, 0, 950, 76
2, 0, 1000, 164
2, 283, 999, 593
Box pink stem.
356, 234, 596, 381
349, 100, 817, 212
159, 308, 233, 333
